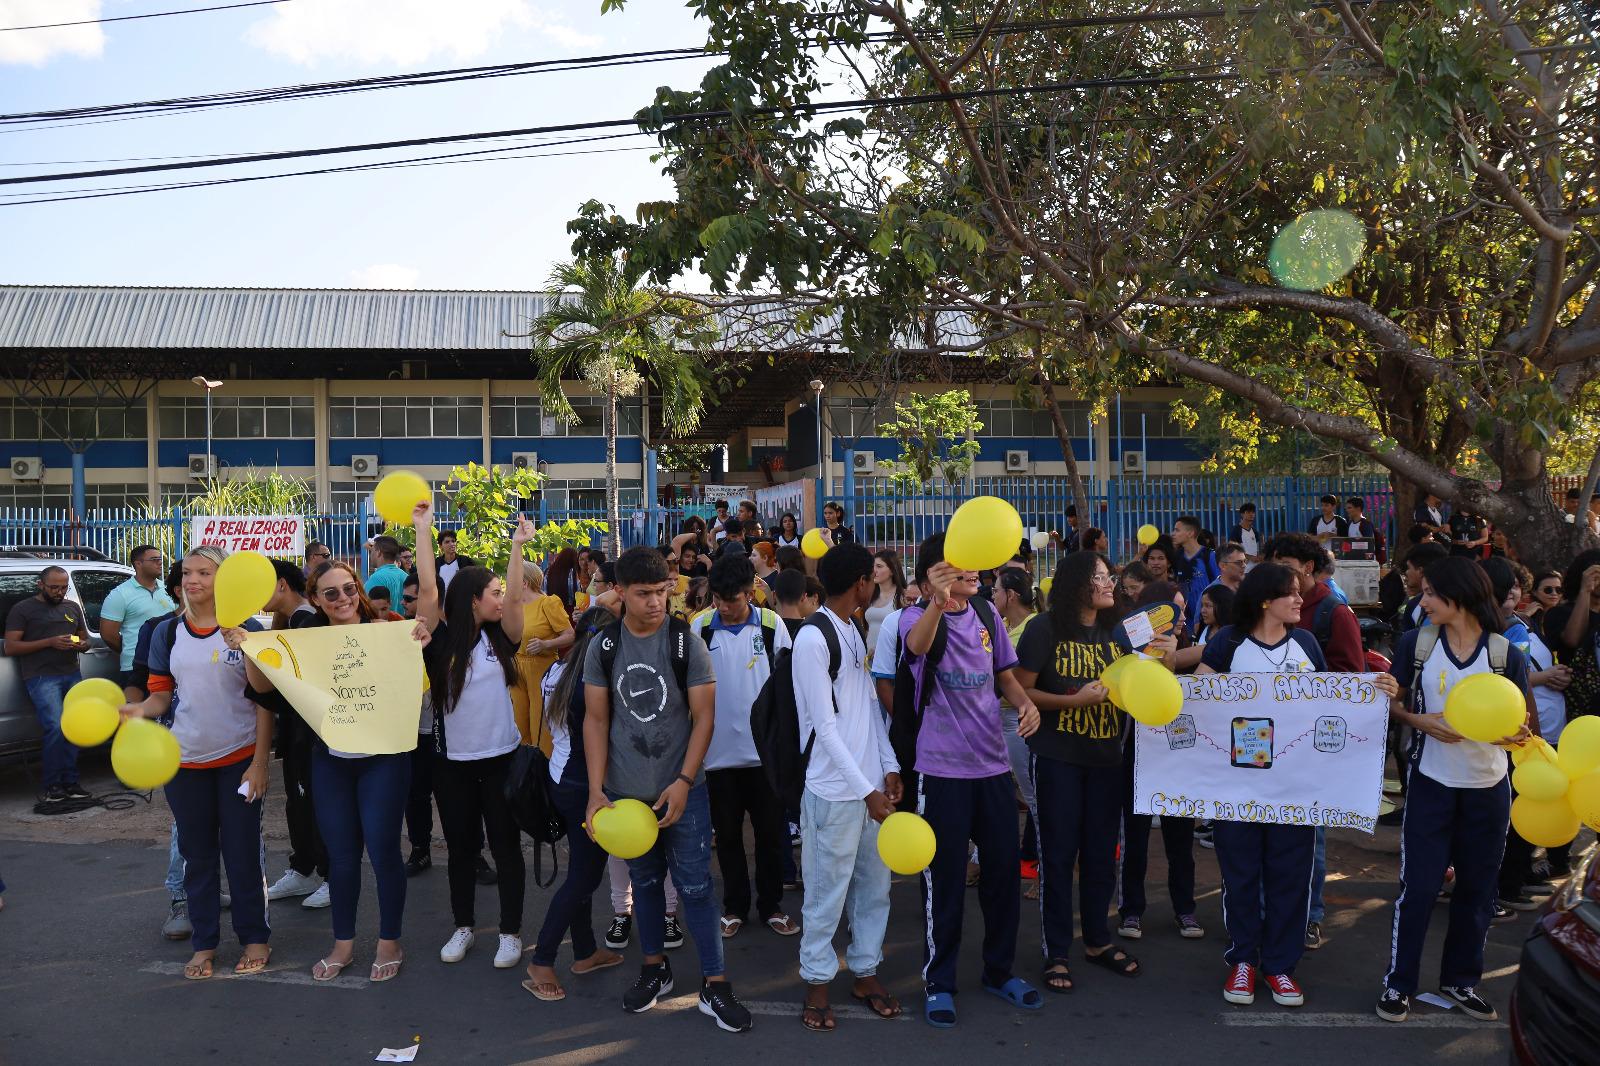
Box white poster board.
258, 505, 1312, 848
754, 481, 806, 526
191, 515, 306, 558
1132, 672, 1389, 833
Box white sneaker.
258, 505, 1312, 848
493, 934, 523, 969
267, 870, 320, 901
440, 927, 476, 963
301, 883, 332, 909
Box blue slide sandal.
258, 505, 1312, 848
983, 976, 1043, 1010
924, 992, 957, 1028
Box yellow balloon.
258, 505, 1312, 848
214, 549, 277, 628
1511, 735, 1558, 767
1442, 672, 1525, 744
1100, 654, 1136, 707
1509, 794, 1581, 848
1567, 771, 1600, 828
1558, 715, 1600, 780
877, 811, 937, 875
1137, 524, 1159, 547
1119, 658, 1182, 727
111, 718, 181, 791
61, 697, 119, 747
945, 496, 1023, 572
591, 798, 660, 859
65, 676, 125, 712
1512, 760, 1570, 803
802, 526, 830, 560
1038, 577, 1054, 602
374, 470, 430, 526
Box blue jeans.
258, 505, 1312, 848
620, 782, 723, 978
799, 788, 891, 984
24, 672, 80, 789
1309, 826, 1327, 923
167, 821, 186, 901
531, 779, 608, 967
311, 748, 410, 941
165, 761, 270, 952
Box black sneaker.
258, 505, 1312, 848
1440, 985, 1498, 1020
404, 848, 432, 877
623, 960, 673, 1013
663, 915, 685, 950
62, 783, 92, 800
698, 979, 753, 1032
1490, 901, 1517, 924
1523, 879, 1555, 897
40, 784, 66, 804
606, 914, 633, 950
475, 855, 497, 886
1304, 921, 1323, 951
1375, 988, 1409, 1023
1499, 894, 1539, 912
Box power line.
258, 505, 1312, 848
0, 0, 291, 33
0, 68, 1235, 188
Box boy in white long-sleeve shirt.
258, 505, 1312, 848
794, 541, 903, 1030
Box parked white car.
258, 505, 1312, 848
0, 550, 133, 756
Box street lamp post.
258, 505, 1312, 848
809, 378, 825, 527
191, 376, 222, 478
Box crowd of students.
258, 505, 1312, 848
10, 492, 1589, 1033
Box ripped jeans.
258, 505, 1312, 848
617, 782, 723, 978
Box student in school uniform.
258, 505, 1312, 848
1196, 563, 1399, 1009
1376, 557, 1531, 1024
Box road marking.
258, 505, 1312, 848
141, 961, 367, 989
1218, 1010, 1506, 1029
647, 994, 912, 1022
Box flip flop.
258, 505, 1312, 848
850, 990, 902, 1018
720, 915, 743, 938
1085, 947, 1141, 977
800, 1004, 836, 1032
924, 991, 957, 1028
234, 947, 272, 976
570, 953, 623, 975
766, 913, 800, 936
370, 957, 403, 983
982, 976, 1043, 1010
312, 958, 350, 982
521, 977, 566, 1002
183, 956, 214, 981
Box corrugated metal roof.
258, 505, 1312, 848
0, 285, 560, 350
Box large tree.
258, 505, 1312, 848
582, 0, 1600, 568
528, 253, 718, 553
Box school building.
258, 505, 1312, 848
0, 285, 1206, 515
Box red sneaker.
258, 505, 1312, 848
1020, 860, 1039, 880
1223, 963, 1256, 1005
1265, 973, 1304, 1006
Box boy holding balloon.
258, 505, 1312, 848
1377, 556, 1532, 1024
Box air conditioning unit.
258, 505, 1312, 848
851, 450, 875, 473
1122, 450, 1145, 473
511, 451, 539, 471
188, 453, 217, 479
350, 454, 380, 478
10, 456, 43, 481
1004, 449, 1030, 473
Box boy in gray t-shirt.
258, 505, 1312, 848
581, 546, 749, 1033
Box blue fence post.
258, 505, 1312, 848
172, 506, 185, 556
644, 447, 659, 547
843, 449, 857, 529
70, 451, 87, 523
358, 498, 370, 576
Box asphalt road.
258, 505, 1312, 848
0, 756, 1539, 1066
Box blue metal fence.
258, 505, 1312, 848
1, 475, 1395, 568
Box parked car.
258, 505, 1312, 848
0, 552, 133, 757
1509, 841, 1600, 1065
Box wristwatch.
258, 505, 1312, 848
676, 772, 694, 788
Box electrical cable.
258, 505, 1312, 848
0, 0, 291, 33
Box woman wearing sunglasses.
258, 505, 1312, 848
235, 504, 435, 984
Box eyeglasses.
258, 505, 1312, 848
318, 583, 361, 602
309, 551, 331, 560
1090, 574, 1117, 586
1538, 585, 1561, 595
402, 593, 418, 604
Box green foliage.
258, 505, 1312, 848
875, 390, 984, 491
190, 466, 315, 518
384, 461, 606, 573
657, 441, 717, 473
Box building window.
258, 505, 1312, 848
1118, 402, 1184, 439
158, 396, 313, 439
329, 396, 482, 438
539, 479, 642, 512
490, 395, 643, 437
0, 482, 147, 511
0, 398, 148, 441
824, 397, 887, 439
974, 398, 1087, 438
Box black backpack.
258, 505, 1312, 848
596, 617, 692, 697
503, 741, 564, 889
748, 611, 850, 808
888, 596, 1000, 809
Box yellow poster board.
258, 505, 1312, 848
242, 623, 424, 756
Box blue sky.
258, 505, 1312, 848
0, 1, 722, 290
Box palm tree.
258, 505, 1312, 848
529, 253, 718, 554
